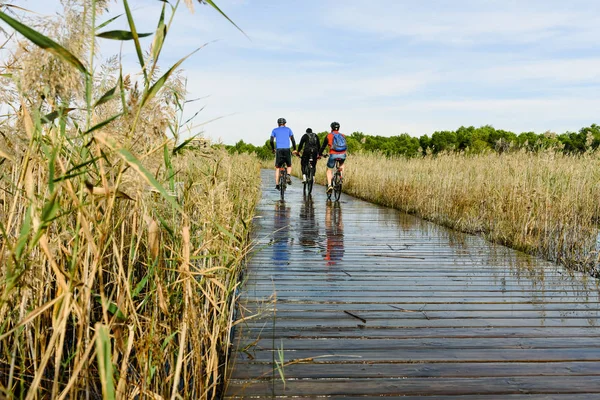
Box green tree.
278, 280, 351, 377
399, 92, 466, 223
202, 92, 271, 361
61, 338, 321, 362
430, 130, 457, 153
419, 135, 431, 155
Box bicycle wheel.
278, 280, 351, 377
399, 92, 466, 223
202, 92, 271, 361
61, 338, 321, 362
306, 167, 314, 196
279, 170, 287, 201
333, 173, 342, 201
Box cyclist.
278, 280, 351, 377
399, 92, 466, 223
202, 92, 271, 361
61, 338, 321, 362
319, 121, 347, 194
294, 128, 321, 183
270, 117, 297, 190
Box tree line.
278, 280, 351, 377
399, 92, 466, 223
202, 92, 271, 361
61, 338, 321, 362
225, 123, 600, 159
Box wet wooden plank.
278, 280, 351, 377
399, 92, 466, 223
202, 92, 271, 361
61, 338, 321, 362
226, 171, 600, 398
226, 395, 600, 400
229, 361, 600, 379
243, 310, 600, 320
238, 337, 600, 351
243, 296, 600, 304
243, 291, 599, 299
225, 376, 600, 397
240, 318, 600, 329
244, 281, 595, 290
244, 283, 598, 291
234, 326, 600, 339
240, 302, 600, 312
242, 296, 600, 304
235, 348, 600, 363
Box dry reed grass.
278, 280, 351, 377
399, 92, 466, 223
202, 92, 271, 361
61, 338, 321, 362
0, 0, 261, 398
293, 151, 600, 275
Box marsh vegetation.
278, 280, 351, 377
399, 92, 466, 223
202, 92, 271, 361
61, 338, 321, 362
0, 0, 260, 398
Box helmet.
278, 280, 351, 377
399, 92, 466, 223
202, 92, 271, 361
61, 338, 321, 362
306, 128, 313, 133
330, 121, 340, 131
277, 117, 286, 125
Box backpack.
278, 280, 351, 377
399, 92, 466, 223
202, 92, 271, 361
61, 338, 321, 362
331, 132, 347, 151
307, 132, 318, 149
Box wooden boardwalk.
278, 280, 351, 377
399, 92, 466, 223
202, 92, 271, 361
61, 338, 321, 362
225, 170, 600, 398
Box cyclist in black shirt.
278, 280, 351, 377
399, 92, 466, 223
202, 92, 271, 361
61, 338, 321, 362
294, 128, 321, 183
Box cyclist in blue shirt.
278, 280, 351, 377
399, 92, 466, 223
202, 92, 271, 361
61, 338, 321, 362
270, 117, 297, 190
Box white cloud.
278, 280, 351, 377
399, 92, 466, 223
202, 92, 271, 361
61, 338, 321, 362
475, 58, 600, 84
327, 1, 600, 47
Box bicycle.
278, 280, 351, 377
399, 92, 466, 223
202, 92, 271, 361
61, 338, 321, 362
325, 156, 343, 202
297, 153, 317, 196
277, 165, 288, 201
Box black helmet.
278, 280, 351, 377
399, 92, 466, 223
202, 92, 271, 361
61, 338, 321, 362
277, 117, 286, 125
306, 128, 313, 133
330, 121, 340, 131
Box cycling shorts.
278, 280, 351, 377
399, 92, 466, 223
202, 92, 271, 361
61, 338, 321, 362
275, 148, 292, 168
327, 153, 346, 169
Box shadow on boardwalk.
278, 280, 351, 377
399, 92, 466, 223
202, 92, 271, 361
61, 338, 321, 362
226, 170, 600, 399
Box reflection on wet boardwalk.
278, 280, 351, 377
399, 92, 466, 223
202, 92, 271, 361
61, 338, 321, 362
225, 170, 600, 399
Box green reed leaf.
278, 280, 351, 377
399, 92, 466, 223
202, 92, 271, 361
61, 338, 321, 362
95, 133, 183, 212
157, 214, 175, 238
151, 3, 167, 63
172, 134, 199, 155
94, 83, 119, 107
107, 302, 127, 321
84, 113, 123, 135
0, 10, 88, 74
122, 0, 148, 84
163, 143, 174, 192
132, 272, 150, 298
47, 145, 58, 192
96, 13, 123, 30
40, 192, 59, 227
52, 170, 88, 183
161, 331, 178, 351
119, 147, 181, 211
41, 108, 75, 124
141, 48, 200, 108
95, 324, 116, 400
15, 206, 31, 260
203, 0, 249, 39
118, 65, 127, 111
213, 220, 241, 245
96, 30, 152, 41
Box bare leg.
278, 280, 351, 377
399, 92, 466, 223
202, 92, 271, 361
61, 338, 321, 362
326, 168, 333, 186
287, 166, 292, 175
275, 167, 280, 185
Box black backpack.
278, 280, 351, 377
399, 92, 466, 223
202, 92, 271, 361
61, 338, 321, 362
306, 132, 318, 149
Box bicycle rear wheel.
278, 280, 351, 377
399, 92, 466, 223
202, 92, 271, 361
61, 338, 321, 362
333, 173, 342, 201
306, 167, 314, 196
279, 171, 286, 201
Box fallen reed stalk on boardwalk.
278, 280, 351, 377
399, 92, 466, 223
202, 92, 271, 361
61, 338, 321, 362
0, 0, 261, 398
292, 151, 600, 275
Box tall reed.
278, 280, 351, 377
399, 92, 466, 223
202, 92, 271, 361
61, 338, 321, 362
0, 0, 260, 398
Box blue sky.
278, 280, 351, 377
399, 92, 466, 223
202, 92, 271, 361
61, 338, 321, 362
5, 0, 600, 145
